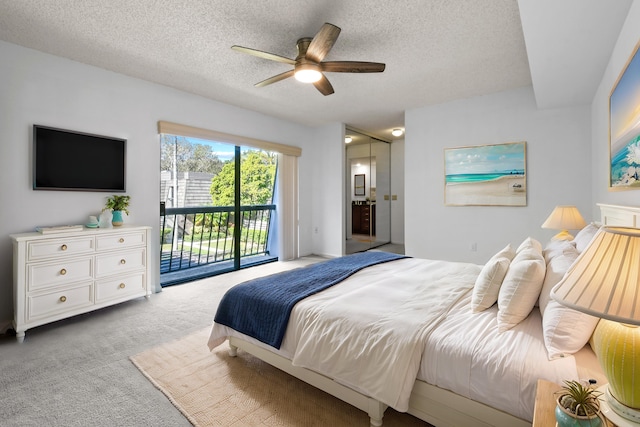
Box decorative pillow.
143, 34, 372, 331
574, 223, 600, 253
497, 242, 546, 332
543, 239, 577, 265
516, 236, 543, 254
471, 244, 516, 312
542, 300, 600, 360
539, 241, 580, 313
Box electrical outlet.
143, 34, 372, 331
470, 242, 477, 252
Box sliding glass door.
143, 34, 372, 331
160, 134, 277, 285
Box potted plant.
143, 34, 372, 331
103, 195, 130, 226
555, 380, 604, 427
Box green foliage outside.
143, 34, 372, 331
210, 150, 277, 206
161, 135, 224, 175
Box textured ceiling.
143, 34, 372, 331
0, 1, 629, 140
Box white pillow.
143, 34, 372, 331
543, 239, 577, 264
497, 244, 546, 332
472, 244, 516, 312
574, 223, 600, 253
516, 236, 543, 254
539, 241, 579, 313
542, 300, 600, 360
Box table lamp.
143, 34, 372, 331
541, 205, 587, 240
551, 226, 640, 426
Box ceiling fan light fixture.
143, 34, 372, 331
294, 62, 322, 83
392, 129, 404, 137
233, 23, 385, 95
294, 69, 322, 83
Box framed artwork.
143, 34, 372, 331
354, 174, 365, 196
609, 40, 640, 190
444, 141, 527, 206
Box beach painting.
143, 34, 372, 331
444, 142, 526, 206
609, 40, 640, 190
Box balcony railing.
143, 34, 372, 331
160, 204, 276, 278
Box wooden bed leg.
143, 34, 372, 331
368, 399, 386, 427
228, 344, 238, 357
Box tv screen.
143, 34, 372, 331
33, 125, 126, 192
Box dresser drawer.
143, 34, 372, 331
28, 282, 93, 320
27, 236, 94, 261
28, 257, 93, 291
95, 273, 145, 303
96, 231, 146, 251
95, 248, 146, 278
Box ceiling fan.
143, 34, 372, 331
232, 23, 385, 96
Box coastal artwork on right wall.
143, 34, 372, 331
444, 141, 527, 206
609, 39, 640, 190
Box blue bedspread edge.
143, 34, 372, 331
213, 251, 407, 349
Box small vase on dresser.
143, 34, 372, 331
111, 210, 124, 226
103, 195, 130, 228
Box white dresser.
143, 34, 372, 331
11, 225, 152, 342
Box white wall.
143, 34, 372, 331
590, 0, 640, 216
0, 41, 324, 325
405, 86, 592, 263
309, 123, 344, 258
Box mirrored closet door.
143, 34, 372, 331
345, 129, 391, 254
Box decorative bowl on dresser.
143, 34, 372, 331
11, 225, 152, 342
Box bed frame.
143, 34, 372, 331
226, 203, 639, 427
228, 336, 528, 427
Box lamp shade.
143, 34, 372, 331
551, 226, 640, 325
552, 226, 640, 421
541, 205, 587, 231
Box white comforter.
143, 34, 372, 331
210, 258, 481, 412
209, 257, 602, 422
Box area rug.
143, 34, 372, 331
130, 328, 431, 426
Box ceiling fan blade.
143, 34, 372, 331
306, 23, 341, 63
313, 74, 334, 96
255, 70, 295, 87
231, 45, 296, 65
321, 61, 386, 73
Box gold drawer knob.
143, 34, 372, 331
120, 259, 126, 264
61, 244, 68, 251
59, 296, 67, 302
119, 238, 125, 243
60, 268, 67, 275
119, 283, 126, 289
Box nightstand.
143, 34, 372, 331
533, 379, 616, 427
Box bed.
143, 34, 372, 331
208, 203, 639, 427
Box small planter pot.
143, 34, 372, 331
111, 210, 124, 226
555, 396, 603, 427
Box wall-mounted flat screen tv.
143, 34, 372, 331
33, 125, 126, 192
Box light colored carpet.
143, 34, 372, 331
131, 328, 431, 427
0, 257, 325, 426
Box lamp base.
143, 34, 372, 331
598, 385, 640, 426
551, 230, 574, 241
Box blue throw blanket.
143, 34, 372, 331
214, 251, 407, 349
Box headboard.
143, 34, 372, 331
598, 203, 640, 228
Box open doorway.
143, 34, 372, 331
345, 129, 391, 254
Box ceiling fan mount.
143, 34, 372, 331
232, 23, 385, 96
